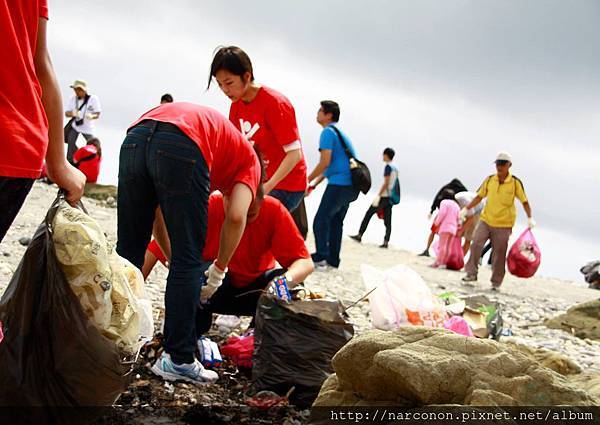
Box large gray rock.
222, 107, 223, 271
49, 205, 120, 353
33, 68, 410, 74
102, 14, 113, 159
545, 299, 600, 341
313, 327, 599, 406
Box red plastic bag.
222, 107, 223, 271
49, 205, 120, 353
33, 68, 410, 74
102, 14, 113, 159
220, 332, 254, 369
507, 228, 541, 278
446, 236, 465, 270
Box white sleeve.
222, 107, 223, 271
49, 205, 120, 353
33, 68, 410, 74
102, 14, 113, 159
90, 95, 102, 113
282, 140, 301, 152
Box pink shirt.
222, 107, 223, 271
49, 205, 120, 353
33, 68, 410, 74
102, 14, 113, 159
434, 199, 460, 235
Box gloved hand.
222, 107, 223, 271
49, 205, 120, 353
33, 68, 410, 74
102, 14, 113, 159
72, 110, 80, 118
371, 196, 381, 208
85, 112, 95, 120
459, 207, 468, 222
427, 212, 433, 220
200, 262, 227, 303
528, 217, 537, 229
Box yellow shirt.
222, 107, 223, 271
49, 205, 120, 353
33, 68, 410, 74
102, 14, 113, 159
478, 173, 528, 228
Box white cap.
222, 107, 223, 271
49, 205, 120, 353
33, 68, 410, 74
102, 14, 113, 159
495, 151, 512, 163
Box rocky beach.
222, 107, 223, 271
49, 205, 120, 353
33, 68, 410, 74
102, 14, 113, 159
1, 182, 598, 422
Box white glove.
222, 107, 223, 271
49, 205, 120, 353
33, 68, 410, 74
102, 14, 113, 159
459, 207, 468, 222
85, 112, 95, 120
72, 110, 80, 119
427, 212, 433, 220
371, 196, 381, 208
200, 262, 227, 303
528, 217, 537, 229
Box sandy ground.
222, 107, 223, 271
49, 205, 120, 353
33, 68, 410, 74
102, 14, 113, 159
1, 182, 599, 373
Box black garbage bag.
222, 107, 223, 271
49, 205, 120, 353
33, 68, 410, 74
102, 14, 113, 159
252, 296, 354, 407
0, 194, 129, 421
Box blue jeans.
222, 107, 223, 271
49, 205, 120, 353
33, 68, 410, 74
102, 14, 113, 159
116, 121, 210, 364
269, 189, 305, 212
312, 184, 359, 268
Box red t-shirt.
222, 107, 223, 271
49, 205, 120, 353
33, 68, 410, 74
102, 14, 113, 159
131, 103, 260, 197
203, 194, 310, 288
229, 86, 307, 192
0, 0, 49, 178
73, 145, 101, 183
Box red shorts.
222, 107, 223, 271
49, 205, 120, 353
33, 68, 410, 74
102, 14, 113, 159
147, 239, 168, 265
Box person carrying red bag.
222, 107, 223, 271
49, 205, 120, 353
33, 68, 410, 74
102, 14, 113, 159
461, 151, 535, 291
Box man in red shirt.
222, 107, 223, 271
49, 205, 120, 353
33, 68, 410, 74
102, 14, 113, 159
118, 102, 260, 384
0, 0, 85, 242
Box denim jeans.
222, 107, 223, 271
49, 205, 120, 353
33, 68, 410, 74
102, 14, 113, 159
116, 121, 210, 364
195, 268, 285, 336
0, 177, 34, 243
312, 184, 359, 268
269, 189, 305, 212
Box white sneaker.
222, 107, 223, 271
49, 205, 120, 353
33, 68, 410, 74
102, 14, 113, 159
151, 353, 218, 384
313, 260, 329, 272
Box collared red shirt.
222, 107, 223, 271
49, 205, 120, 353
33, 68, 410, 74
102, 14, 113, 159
478, 172, 528, 228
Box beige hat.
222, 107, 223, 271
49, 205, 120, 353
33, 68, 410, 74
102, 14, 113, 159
70, 79, 88, 91
495, 151, 512, 163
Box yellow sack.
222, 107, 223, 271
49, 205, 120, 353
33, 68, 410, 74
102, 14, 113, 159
53, 203, 153, 353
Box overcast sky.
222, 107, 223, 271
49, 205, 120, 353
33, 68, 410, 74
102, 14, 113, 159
47, 0, 599, 272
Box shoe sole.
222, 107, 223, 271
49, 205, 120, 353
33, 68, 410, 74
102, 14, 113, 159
150, 364, 218, 385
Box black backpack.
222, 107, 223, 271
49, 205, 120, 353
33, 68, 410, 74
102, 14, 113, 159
330, 126, 371, 194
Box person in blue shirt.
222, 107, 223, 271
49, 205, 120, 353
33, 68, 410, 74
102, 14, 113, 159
350, 148, 400, 248
306, 100, 360, 270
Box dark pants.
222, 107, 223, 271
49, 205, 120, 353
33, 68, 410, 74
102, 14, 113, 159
65, 126, 93, 164
116, 121, 210, 365
0, 177, 34, 243
357, 197, 393, 242
195, 268, 285, 336
269, 189, 304, 212
312, 184, 359, 268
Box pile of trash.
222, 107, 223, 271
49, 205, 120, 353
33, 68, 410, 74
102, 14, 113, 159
580, 261, 600, 290
507, 228, 541, 278
362, 264, 503, 340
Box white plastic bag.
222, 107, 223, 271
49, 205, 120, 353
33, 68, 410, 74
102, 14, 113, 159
361, 264, 446, 330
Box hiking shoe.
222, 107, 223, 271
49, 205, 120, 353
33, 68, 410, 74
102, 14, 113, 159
461, 275, 478, 286
418, 249, 430, 257
350, 234, 362, 243
151, 353, 218, 384
313, 260, 329, 272
379, 241, 389, 249
490, 283, 501, 292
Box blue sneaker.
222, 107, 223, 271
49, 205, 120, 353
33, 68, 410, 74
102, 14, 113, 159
151, 353, 218, 384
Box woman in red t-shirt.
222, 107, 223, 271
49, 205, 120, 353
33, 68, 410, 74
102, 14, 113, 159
208, 46, 308, 212
73, 137, 102, 183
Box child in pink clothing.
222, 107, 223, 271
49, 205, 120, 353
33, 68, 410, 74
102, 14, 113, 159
432, 191, 460, 268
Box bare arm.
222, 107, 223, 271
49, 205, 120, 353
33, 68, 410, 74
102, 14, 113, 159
378, 175, 390, 197
263, 148, 302, 194
216, 183, 253, 269
522, 201, 532, 218
465, 195, 483, 211
35, 18, 85, 205
152, 207, 171, 261
284, 258, 314, 289
307, 149, 332, 183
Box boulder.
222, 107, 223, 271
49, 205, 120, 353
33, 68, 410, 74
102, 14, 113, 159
313, 327, 599, 406
503, 340, 582, 376
84, 183, 118, 202
545, 299, 600, 341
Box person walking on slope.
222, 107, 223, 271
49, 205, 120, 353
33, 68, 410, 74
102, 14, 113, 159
307, 101, 360, 270
350, 147, 400, 248
461, 151, 535, 291
1, 0, 85, 243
